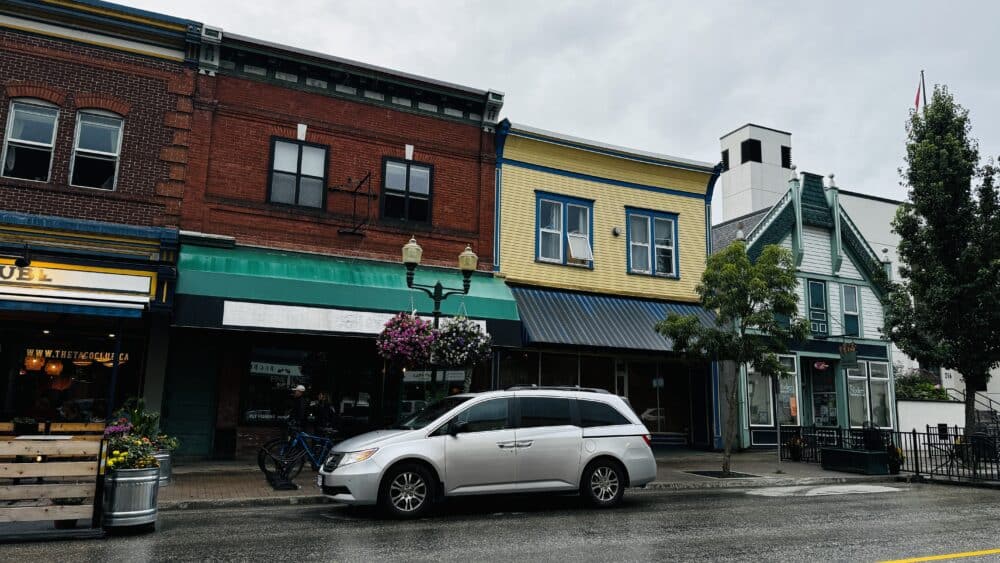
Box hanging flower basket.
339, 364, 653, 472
431, 317, 492, 369
376, 312, 435, 368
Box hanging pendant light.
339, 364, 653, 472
24, 356, 45, 371
44, 359, 64, 376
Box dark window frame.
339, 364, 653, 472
741, 138, 762, 164
721, 149, 730, 171
266, 136, 329, 210
380, 156, 435, 224
781, 145, 792, 169
808, 279, 828, 335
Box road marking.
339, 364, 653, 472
880, 548, 1000, 562
747, 484, 903, 497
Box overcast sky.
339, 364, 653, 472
131, 0, 999, 218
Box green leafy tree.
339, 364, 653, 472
657, 241, 808, 474
885, 86, 1000, 432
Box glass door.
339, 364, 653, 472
810, 363, 839, 427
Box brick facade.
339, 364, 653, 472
183, 74, 497, 269
0, 29, 193, 227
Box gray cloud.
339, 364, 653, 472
129, 0, 1000, 212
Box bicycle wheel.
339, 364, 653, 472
259, 438, 306, 479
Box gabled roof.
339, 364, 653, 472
711, 209, 769, 252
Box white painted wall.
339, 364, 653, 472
800, 226, 833, 275
896, 400, 965, 432
839, 193, 902, 281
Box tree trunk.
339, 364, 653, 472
722, 375, 740, 475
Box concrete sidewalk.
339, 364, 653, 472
159, 449, 902, 511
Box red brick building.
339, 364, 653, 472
168, 29, 517, 458
0, 2, 202, 426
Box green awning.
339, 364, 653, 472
176, 244, 519, 321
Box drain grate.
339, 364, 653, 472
685, 470, 761, 479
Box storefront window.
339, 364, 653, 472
498, 350, 538, 389
1, 327, 141, 423
847, 377, 868, 428
846, 361, 893, 429
776, 356, 799, 426
580, 356, 614, 392
540, 353, 578, 387
811, 367, 839, 427
747, 368, 773, 426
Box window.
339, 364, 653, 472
842, 285, 860, 337
721, 149, 730, 171
579, 400, 630, 428
776, 356, 799, 426
808, 280, 828, 335
535, 193, 593, 266
627, 209, 677, 277
518, 397, 573, 428
382, 159, 431, 222
747, 367, 773, 426
847, 361, 892, 429
454, 398, 510, 433
740, 138, 762, 164
781, 145, 792, 169
70, 111, 124, 190
269, 139, 327, 208
2, 100, 59, 182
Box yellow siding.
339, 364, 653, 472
499, 138, 711, 302
504, 135, 708, 195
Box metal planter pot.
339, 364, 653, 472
103, 467, 160, 528
153, 450, 172, 486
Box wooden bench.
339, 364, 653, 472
0, 438, 104, 541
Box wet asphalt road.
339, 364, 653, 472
4, 483, 1000, 562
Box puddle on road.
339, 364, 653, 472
746, 484, 904, 497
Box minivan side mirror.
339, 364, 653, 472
449, 420, 469, 436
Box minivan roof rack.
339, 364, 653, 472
504, 385, 611, 394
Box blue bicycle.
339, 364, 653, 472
258, 426, 338, 479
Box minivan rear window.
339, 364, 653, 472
519, 397, 573, 428
578, 400, 630, 427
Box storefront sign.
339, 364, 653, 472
249, 362, 303, 377
839, 342, 859, 369
403, 370, 466, 383
222, 301, 486, 335
0, 265, 151, 294
25, 348, 129, 362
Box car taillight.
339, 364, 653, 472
642, 434, 652, 446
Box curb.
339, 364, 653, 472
160, 495, 334, 511
159, 475, 910, 511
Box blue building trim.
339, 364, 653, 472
0, 300, 142, 318
0, 211, 178, 244
500, 158, 706, 201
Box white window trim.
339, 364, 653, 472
69, 109, 124, 191
538, 199, 563, 264
747, 365, 775, 428
629, 214, 652, 274
653, 216, 676, 277
2, 99, 60, 184
846, 360, 893, 429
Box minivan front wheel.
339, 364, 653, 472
581, 459, 625, 508
379, 463, 435, 518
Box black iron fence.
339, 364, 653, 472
779, 425, 1000, 483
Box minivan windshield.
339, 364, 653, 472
396, 396, 471, 430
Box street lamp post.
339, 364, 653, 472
401, 237, 478, 393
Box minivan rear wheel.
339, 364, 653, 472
581, 459, 625, 508
379, 463, 435, 518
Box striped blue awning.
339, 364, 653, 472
510, 286, 715, 352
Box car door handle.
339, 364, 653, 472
497, 441, 516, 449
514, 441, 533, 448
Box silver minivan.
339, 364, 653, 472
317, 387, 656, 517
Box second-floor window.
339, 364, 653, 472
627, 209, 677, 277
808, 279, 828, 335
269, 138, 327, 209
842, 284, 860, 337
382, 159, 432, 222
70, 111, 124, 190
536, 192, 593, 266
2, 100, 59, 183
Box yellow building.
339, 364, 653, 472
494, 121, 720, 446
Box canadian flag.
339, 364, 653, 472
914, 79, 922, 111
